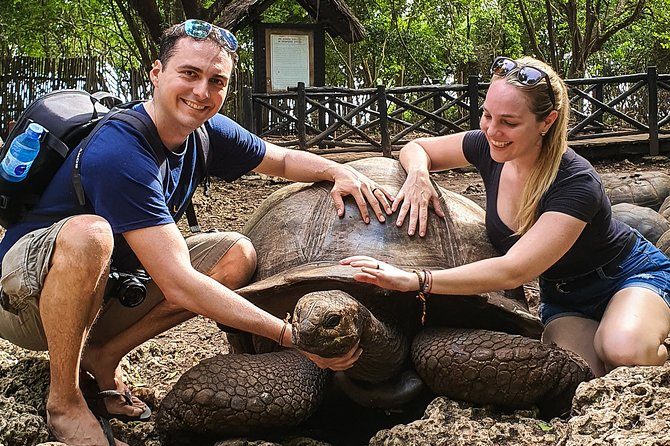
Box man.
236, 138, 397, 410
0, 20, 391, 446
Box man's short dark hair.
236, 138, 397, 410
158, 22, 239, 69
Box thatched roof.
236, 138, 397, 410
217, 0, 366, 43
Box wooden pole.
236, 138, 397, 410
296, 82, 307, 150
468, 75, 480, 130
647, 66, 659, 156
377, 85, 391, 157
242, 86, 254, 132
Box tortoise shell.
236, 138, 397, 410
236, 157, 542, 339
612, 202, 670, 244
659, 195, 670, 222
655, 229, 670, 257
601, 171, 670, 211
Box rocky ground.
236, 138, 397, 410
1, 152, 670, 446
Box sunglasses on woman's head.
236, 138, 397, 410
490, 57, 556, 108
182, 19, 238, 53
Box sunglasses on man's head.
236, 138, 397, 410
490, 57, 556, 108
183, 19, 239, 53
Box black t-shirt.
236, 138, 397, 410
462, 130, 631, 280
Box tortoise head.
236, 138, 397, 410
291, 290, 363, 358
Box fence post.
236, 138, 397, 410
594, 83, 604, 134
468, 75, 480, 130
319, 95, 328, 132
242, 86, 254, 132
377, 85, 391, 157
433, 93, 443, 134
296, 82, 307, 151
648, 66, 659, 156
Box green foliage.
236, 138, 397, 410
0, 0, 141, 70
1, 0, 669, 87
594, 0, 670, 74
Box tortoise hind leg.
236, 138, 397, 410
411, 328, 593, 417
156, 350, 328, 441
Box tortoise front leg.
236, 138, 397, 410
156, 350, 327, 442
411, 328, 593, 417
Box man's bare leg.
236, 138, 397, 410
81, 237, 256, 418
41, 216, 127, 446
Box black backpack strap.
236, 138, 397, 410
42, 132, 69, 158
193, 124, 211, 196
72, 109, 167, 206
185, 202, 200, 233
183, 124, 212, 233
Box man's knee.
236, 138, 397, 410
54, 215, 114, 257
53, 215, 114, 268
210, 237, 257, 289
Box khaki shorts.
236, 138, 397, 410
0, 218, 248, 351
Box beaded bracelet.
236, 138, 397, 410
412, 270, 429, 325
413, 270, 424, 292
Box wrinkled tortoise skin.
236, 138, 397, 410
157, 350, 326, 440
291, 291, 591, 418
411, 328, 590, 416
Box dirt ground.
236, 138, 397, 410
2, 150, 670, 445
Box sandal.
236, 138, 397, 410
90, 389, 152, 423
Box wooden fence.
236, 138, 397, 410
0, 56, 151, 137
0, 56, 252, 139
246, 67, 670, 156
3, 57, 669, 157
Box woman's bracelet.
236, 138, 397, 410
413, 269, 424, 292
412, 270, 431, 325
424, 269, 433, 294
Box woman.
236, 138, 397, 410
342, 56, 670, 377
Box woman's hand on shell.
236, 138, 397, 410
301, 342, 363, 371
340, 255, 419, 292
392, 170, 445, 237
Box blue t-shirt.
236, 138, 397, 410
0, 104, 266, 270
461, 130, 630, 279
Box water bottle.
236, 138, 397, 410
0, 123, 45, 182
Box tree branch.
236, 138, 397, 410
518, 0, 545, 60
125, 0, 163, 45
113, 0, 155, 67
545, 0, 559, 71
180, 0, 203, 19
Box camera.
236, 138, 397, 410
106, 268, 151, 308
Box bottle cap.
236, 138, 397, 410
26, 123, 45, 138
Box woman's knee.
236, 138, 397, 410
595, 326, 666, 367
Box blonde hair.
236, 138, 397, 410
492, 56, 569, 235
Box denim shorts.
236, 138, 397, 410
539, 231, 670, 325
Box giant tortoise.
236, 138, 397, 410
601, 171, 670, 211
156, 157, 592, 441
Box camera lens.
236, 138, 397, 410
106, 269, 149, 308
118, 279, 146, 308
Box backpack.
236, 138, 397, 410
0, 89, 209, 231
